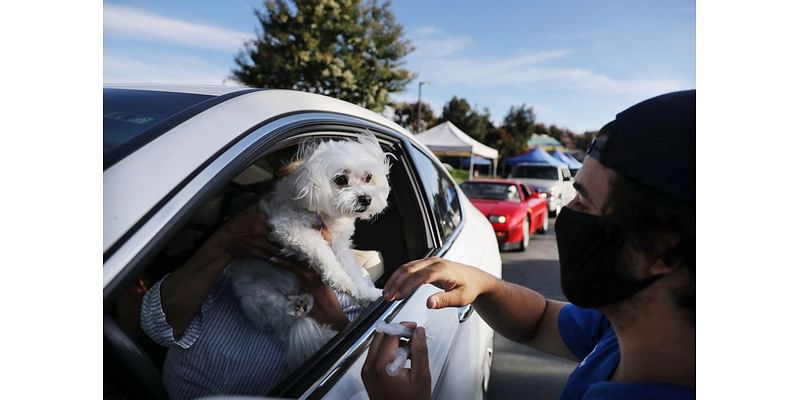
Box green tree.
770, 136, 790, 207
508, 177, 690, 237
392, 101, 435, 133
533, 123, 549, 136
547, 124, 565, 141
575, 130, 597, 151
499, 104, 536, 157
232, 0, 414, 112
438, 96, 492, 141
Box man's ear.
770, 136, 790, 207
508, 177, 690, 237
648, 235, 688, 275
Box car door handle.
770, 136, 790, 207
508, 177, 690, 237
457, 304, 474, 323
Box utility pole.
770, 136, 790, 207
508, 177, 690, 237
416, 81, 430, 133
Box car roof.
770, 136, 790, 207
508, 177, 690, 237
104, 87, 415, 254
103, 83, 254, 96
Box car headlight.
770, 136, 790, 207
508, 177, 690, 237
488, 215, 507, 224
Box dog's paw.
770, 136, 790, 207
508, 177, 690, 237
359, 286, 383, 302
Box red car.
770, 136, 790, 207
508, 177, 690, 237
460, 178, 549, 251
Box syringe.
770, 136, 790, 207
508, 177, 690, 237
374, 321, 434, 376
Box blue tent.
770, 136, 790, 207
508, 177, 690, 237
550, 150, 582, 170
504, 146, 567, 166
564, 152, 585, 165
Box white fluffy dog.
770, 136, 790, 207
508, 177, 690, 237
228, 132, 391, 368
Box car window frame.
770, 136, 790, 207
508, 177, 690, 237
285, 139, 467, 399
519, 182, 532, 199
103, 111, 461, 399
403, 142, 464, 247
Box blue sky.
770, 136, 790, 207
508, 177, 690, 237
104, 0, 695, 132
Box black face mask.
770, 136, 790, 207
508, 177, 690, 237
555, 207, 660, 308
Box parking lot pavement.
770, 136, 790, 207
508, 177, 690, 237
487, 218, 577, 400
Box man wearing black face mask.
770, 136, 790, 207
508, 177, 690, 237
361, 90, 695, 400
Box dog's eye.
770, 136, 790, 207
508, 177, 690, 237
365, 173, 372, 183
333, 175, 349, 186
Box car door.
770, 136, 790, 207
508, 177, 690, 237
104, 107, 498, 400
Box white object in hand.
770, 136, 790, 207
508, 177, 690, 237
375, 321, 414, 337
386, 346, 410, 376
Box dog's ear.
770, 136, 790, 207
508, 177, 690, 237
290, 140, 328, 211
295, 138, 320, 163
278, 160, 302, 177
291, 159, 320, 210
358, 130, 395, 171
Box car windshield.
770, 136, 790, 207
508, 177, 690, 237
104, 88, 215, 161
461, 182, 520, 202
510, 165, 559, 180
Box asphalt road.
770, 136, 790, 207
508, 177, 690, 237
486, 217, 577, 400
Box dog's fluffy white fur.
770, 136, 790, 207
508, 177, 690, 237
228, 132, 392, 368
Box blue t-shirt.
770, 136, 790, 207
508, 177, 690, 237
557, 304, 695, 400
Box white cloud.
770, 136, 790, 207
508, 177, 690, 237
104, 53, 232, 85
412, 26, 437, 35
406, 26, 688, 97
408, 26, 472, 58
103, 4, 252, 52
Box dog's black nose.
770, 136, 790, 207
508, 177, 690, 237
357, 195, 371, 207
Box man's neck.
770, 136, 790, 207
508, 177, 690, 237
605, 295, 696, 388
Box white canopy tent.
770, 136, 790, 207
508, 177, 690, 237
415, 121, 499, 176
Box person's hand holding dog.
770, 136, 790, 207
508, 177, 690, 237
163, 204, 342, 335
202, 204, 276, 263
223, 206, 347, 330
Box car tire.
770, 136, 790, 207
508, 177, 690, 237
516, 218, 530, 251
537, 212, 548, 234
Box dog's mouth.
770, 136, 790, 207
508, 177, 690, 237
354, 205, 369, 213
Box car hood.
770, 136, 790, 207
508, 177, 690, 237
469, 198, 521, 215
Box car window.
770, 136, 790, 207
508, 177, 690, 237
103, 89, 214, 155
461, 182, 520, 202
104, 129, 434, 399
510, 165, 559, 180
407, 146, 462, 241
519, 183, 532, 199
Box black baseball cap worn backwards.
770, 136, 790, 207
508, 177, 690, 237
587, 90, 696, 205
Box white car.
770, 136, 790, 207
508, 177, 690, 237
507, 163, 576, 216
103, 85, 501, 400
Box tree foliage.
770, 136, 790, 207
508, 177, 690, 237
232, 0, 414, 112
438, 96, 492, 141
493, 104, 536, 157
393, 101, 435, 133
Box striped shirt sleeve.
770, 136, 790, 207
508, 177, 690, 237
140, 274, 206, 349
338, 292, 365, 322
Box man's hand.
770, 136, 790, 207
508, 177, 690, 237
382, 257, 499, 309
362, 323, 431, 400
201, 205, 278, 262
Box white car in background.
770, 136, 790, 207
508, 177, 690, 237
507, 162, 576, 216
103, 85, 501, 400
